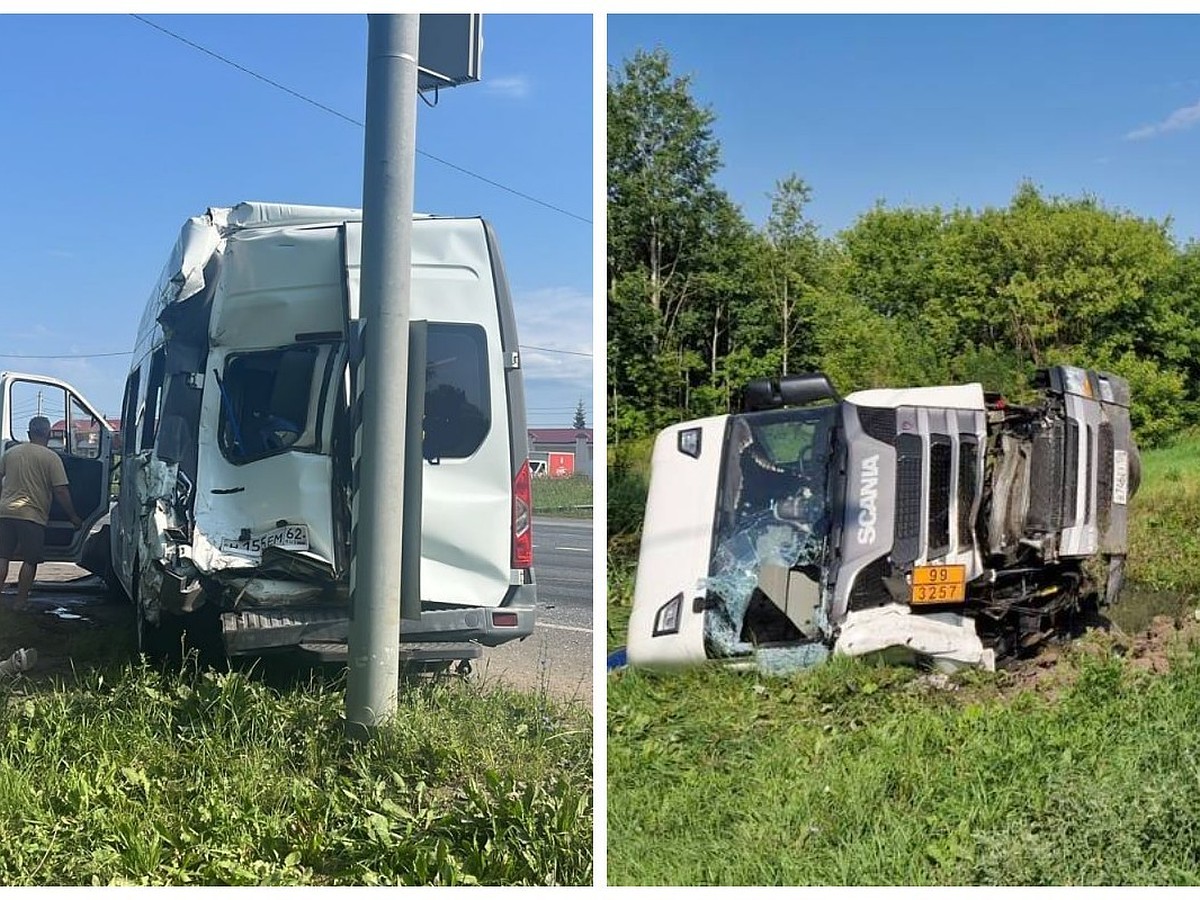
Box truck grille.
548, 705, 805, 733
847, 556, 893, 612
1096, 421, 1114, 534
857, 407, 897, 445
927, 437, 952, 557
1061, 419, 1079, 528
894, 433, 923, 565
957, 439, 978, 551
1028, 421, 1065, 532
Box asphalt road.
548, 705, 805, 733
473, 516, 594, 703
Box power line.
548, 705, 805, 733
129, 15, 592, 226
0, 351, 130, 360
520, 344, 593, 358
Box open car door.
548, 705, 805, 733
0, 372, 114, 562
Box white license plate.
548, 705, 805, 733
219, 524, 310, 558
1113, 450, 1128, 506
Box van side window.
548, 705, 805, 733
425, 324, 491, 460
218, 345, 320, 465
120, 368, 141, 455
140, 349, 166, 451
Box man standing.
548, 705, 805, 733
0, 415, 83, 613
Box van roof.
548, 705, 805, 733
220, 201, 442, 233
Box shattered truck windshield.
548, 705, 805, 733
704, 405, 838, 670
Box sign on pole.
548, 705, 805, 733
418, 14, 483, 93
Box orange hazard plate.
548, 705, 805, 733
910, 564, 967, 604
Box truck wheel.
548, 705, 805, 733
1128, 445, 1142, 498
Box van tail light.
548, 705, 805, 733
513, 459, 533, 568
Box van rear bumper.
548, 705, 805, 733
220, 603, 536, 656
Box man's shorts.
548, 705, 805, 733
0, 518, 46, 564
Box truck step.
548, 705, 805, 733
221, 607, 347, 654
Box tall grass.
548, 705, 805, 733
0, 663, 592, 885
609, 644, 1200, 884
1127, 431, 1200, 596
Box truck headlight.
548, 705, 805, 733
653, 593, 683, 637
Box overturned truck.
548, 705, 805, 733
626, 366, 1138, 672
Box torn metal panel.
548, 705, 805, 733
834, 604, 996, 673
222, 577, 327, 607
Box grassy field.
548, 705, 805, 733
531, 474, 593, 519
0, 662, 592, 885
608, 433, 1200, 885
1126, 431, 1200, 595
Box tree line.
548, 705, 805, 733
608, 48, 1200, 448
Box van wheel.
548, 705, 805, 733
177, 602, 227, 671
134, 582, 177, 664
103, 559, 129, 604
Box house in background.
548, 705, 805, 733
49, 417, 122, 458
527, 427, 592, 478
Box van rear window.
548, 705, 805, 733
425, 324, 491, 460
217, 346, 321, 465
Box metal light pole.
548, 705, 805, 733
346, 13, 420, 734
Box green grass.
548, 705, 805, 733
531, 475, 592, 519
609, 645, 1200, 885
607, 433, 1200, 884
0, 663, 592, 885
1127, 431, 1200, 596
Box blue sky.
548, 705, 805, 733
0, 13, 592, 428
608, 14, 1200, 244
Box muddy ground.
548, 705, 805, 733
0, 563, 590, 703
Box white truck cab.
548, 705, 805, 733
627, 367, 1137, 673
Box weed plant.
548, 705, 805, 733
0, 661, 592, 885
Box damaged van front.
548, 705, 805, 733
89, 202, 537, 663
627, 366, 1137, 673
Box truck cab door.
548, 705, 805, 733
626, 415, 729, 667
0, 372, 113, 563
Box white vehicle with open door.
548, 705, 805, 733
0, 373, 115, 569
15, 202, 538, 667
